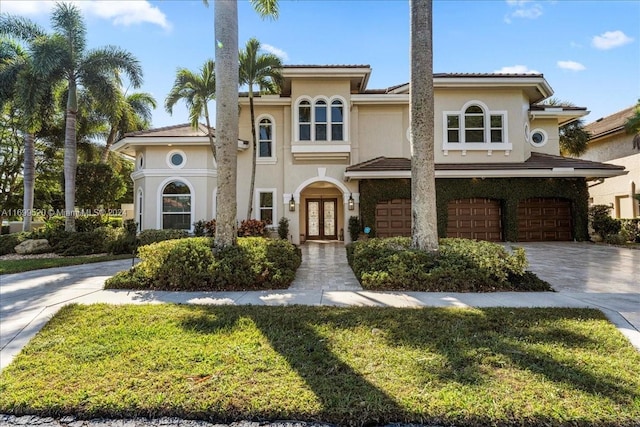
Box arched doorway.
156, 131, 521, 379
302, 182, 341, 241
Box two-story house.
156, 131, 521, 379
112, 65, 626, 243
581, 106, 639, 219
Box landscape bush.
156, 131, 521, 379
43, 215, 122, 233
105, 236, 302, 291
588, 205, 621, 239
277, 217, 289, 240
0, 232, 30, 255
137, 229, 188, 246
347, 237, 550, 292
238, 219, 267, 237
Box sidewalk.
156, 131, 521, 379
2, 242, 639, 371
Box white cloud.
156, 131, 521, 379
0, 0, 171, 30
557, 60, 586, 71
504, 0, 543, 24
261, 43, 289, 61
592, 30, 634, 50
494, 65, 540, 74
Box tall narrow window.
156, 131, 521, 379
137, 189, 143, 232
299, 100, 311, 140
490, 115, 503, 143
331, 99, 344, 141
259, 191, 274, 224
258, 118, 273, 157
162, 181, 191, 230
315, 100, 327, 141
447, 115, 460, 143
464, 105, 485, 142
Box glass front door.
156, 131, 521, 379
306, 198, 337, 240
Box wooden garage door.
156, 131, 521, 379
518, 198, 572, 241
447, 198, 503, 241
375, 199, 411, 237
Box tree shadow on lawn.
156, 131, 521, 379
180, 305, 640, 426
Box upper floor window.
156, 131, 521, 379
443, 101, 509, 152
259, 118, 273, 157
295, 96, 346, 142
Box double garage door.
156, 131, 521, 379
375, 197, 572, 242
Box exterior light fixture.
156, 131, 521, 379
289, 194, 296, 212
348, 194, 355, 210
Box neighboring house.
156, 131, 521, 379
112, 65, 626, 243
581, 106, 640, 218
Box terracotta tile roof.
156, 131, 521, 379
123, 123, 213, 138
346, 153, 624, 172
584, 106, 635, 139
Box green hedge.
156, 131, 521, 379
359, 177, 589, 241
0, 233, 30, 256
347, 237, 551, 292
105, 237, 302, 291
137, 229, 188, 246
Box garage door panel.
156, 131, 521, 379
518, 198, 572, 241
447, 198, 502, 242
375, 199, 412, 238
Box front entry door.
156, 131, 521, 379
306, 198, 337, 240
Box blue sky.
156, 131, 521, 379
2, 0, 639, 131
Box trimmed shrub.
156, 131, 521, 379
44, 215, 122, 233
0, 232, 30, 255
138, 229, 188, 246
238, 219, 267, 237
620, 219, 640, 243
589, 205, 621, 239
53, 229, 110, 256
348, 216, 360, 242
193, 220, 207, 237
277, 217, 289, 240
348, 237, 549, 292
105, 236, 302, 291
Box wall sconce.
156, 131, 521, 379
289, 194, 296, 212
348, 194, 355, 210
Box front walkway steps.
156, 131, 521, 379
288, 241, 362, 291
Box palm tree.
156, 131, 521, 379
103, 90, 156, 163
203, 0, 279, 249
539, 98, 591, 157
0, 29, 54, 231
239, 37, 283, 219
624, 99, 640, 149
164, 59, 216, 160
410, 0, 438, 252
26, 3, 143, 231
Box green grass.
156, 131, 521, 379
1, 305, 639, 426
0, 254, 133, 274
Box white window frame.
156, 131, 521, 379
157, 177, 194, 232
166, 149, 187, 169
530, 128, 548, 147
442, 100, 510, 152
255, 114, 277, 164
254, 188, 277, 226
136, 188, 143, 231
294, 95, 348, 142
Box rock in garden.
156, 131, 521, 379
14, 239, 52, 255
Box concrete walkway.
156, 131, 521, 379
1, 242, 639, 370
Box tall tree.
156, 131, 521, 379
239, 37, 283, 219
410, 0, 438, 252
164, 59, 216, 160
0, 28, 54, 231
103, 90, 156, 163
16, 3, 143, 231
202, 0, 279, 248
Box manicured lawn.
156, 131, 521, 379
0, 254, 132, 274
1, 305, 639, 426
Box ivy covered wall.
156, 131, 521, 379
359, 177, 589, 241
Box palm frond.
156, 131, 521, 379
51, 2, 87, 56
83, 46, 143, 88
0, 15, 46, 41
250, 0, 279, 20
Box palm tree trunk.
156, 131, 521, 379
64, 79, 78, 232
247, 86, 257, 220
214, 0, 239, 248
101, 126, 118, 163
203, 103, 217, 162
410, 0, 438, 252
22, 133, 35, 232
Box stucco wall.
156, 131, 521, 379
588, 153, 640, 218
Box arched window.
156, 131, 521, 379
443, 100, 509, 151
258, 118, 273, 158
464, 105, 485, 142
314, 100, 328, 141
161, 180, 191, 230
298, 100, 311, 141
331, 99, 344, 141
